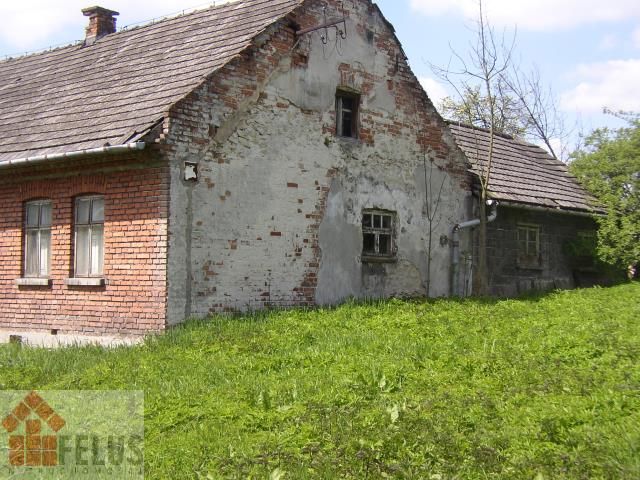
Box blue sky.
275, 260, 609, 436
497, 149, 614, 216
1, 0, 638, 151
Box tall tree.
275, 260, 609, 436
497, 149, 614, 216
432, 0, 513, 295
437, 56, 568, 159
500, 65, 567, 159
569, 121, 640, 273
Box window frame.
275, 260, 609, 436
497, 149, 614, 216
335, 89, 360, 139
23, 199, 52, 278
73, 195, 105, 278
516, 223, 541, 268
361, 209, 397, 262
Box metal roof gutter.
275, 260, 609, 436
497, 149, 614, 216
498, 200, 603, 217
0, 142, 146, 169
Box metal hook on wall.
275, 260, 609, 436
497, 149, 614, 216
321, 6, 329, 45
337, 1, 347, 40
296, 1, 348, 44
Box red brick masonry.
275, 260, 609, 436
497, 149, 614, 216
0, 158, 169, 335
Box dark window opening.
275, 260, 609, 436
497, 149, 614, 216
336, 91, 359, 138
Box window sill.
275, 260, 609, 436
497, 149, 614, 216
362, 255, 397, 264
336, 135, 360, 143
16, 278, 52, 287
516, 263, 544, 271
65, 278, 106, 287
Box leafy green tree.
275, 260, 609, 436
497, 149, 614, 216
569, 121, 640, 272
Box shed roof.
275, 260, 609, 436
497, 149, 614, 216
448, 122, 600, 213
0, 0, 302, 164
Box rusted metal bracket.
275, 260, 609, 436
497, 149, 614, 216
295, 3, 347, 44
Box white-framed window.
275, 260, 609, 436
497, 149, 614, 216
336, 90, 359, 138
24, 200, 52, 278
362, 210, 396, 261
517, 223, 541, 266
74, 195, 104, 277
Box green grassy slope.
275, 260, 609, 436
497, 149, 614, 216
1, 284, 639, 479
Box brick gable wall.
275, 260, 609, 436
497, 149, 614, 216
0, 155, 169, 335
163, 0, 472, 321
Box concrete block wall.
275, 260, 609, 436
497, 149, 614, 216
0, 155, 169, 335
485, 205, 598, 297
164, 0, 473, 323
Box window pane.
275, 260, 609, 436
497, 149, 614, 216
91, 197, 104, 223
363, 233, 376, 255
336, 98, 343, 136
379, 234, 391, 255
26, 203, 40, 227
39, 230, 50, 276
342, 111, 353, 137
362, 214, 372, 228
91, 226, 104, 275
373, 215, 382, 229
382, 215, 391, 229
76, 198, 91, 224
25, 230, 39, 277
40, 202, 52, 227
76, 226, 90, 277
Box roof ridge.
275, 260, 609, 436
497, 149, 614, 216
445, 119, 517, 142
0, 0, 288, 64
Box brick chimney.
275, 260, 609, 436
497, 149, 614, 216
82, 6, 119, 45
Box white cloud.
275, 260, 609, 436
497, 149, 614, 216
560, 60, 640, 114
419, 77, 450, 108
633, 27, 640, 49
409, 0, 640, 31
0, 0, 236, 52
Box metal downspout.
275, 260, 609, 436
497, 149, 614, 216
451, 200, 498, 296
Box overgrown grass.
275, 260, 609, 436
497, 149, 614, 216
1, 284, 639, 479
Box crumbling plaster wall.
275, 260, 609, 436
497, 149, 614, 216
164, 0, 472, 323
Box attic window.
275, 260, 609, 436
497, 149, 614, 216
336, 90, 360, 138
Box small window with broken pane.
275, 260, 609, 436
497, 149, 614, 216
336, 90, 359, 138
74, 195, 104, 277
362, 210, 396, 261
24, 200, 52, 277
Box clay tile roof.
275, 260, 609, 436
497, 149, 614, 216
447, 122, 602, 214
0, 0, 303, 164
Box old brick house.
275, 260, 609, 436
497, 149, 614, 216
0, 0, 598, 342
0, 0, 474, 340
